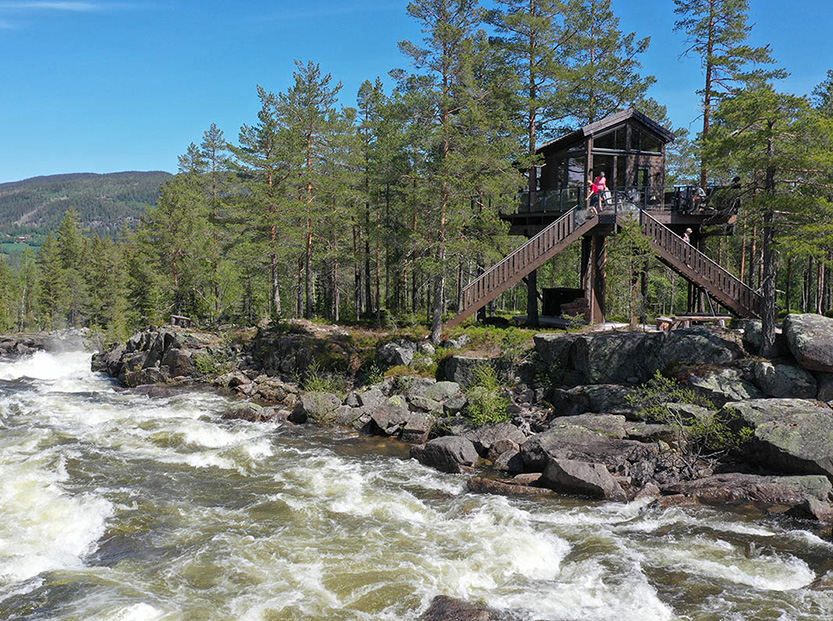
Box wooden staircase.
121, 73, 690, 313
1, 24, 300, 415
445, 208, 597, 328
638, 210, 762, 318
445, 206, 762, 330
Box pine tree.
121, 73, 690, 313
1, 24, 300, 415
561, 0, 654, 126
229, 86, 298, 318
705, 85, 833, 355
277, 60, 343, 319
673, 0, 784, 185
397, 0, 487, 343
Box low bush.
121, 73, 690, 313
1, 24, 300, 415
464, 364, 510, 427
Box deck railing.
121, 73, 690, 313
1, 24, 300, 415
519, 185, 740, 215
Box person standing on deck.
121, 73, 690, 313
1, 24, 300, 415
586, 170, 607, 215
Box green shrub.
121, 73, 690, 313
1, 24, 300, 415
625, 370, 751, 475
464, 364, 510, 427
193, 350, 233, 377
301, 361, 348, 397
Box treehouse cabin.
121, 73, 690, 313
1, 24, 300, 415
446, 108, 756, 330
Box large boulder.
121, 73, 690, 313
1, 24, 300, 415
519, 422, 659, 482
721, 399, 833, 480
551, 384, 635, 417
365, 399, 434, 443
91, 343, 125, 376
407, 379, 463, 413
289, 392, 342, 425
751, 360, 817, 399
410, 436, 478, 474
443, 356, 507, 388
376, 339, 417, 368
540, 458, 627, 501
462, 422, 527, 459
535, 328, 746, 385
547, 413, 628, 439
784, 314, 833, 372
661, 473, 833, 521
681, 367, 761, 407
742, 319, 790, 357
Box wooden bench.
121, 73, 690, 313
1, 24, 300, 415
170, 314, 193, 328
656, 314, 732, 331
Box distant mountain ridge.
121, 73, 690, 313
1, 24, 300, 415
0, 171, 172, 234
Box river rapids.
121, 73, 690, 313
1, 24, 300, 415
1, 350, 832, 620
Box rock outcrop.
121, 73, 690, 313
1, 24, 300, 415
784, 313, 833, 372
721, 398, 833, 480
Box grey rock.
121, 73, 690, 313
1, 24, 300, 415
334, 405, 361, 427
289, 392, 342, 425
467, 477, 555, 498
742, 319, 789, 357
417, 341, 436, 356
721, 399, 833, 480
540, 458, 627, 501
443, 396, 468, 415
784, 313, 833, 372
662, 473, 833, 521
463, 422, 527, 458
443, 356, 494, 388
817, 373, 833, 403
366, 401, 433, 442
376, 339, 418, 368
410, 436, 479, 474
520, 423, 658, 477
357, 387, 386, 410
752, 360, 817, 399
420, 595, 519, 621
494, 449, 525, 474
549, 414, 628, 439
683, 367, 761, 407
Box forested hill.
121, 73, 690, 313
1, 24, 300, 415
0, 171, 172, 235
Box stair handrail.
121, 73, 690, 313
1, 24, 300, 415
461, 207, 577, 300
638, 209, 761, 314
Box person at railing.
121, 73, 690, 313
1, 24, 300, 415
693, 184, 707, 210
586, 170, 607, 215
683, 227, 692, 244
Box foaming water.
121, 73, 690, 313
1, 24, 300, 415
0, 350, 832, 619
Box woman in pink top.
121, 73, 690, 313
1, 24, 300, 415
586, 171, 607, 214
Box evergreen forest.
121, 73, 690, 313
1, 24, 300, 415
1, 0, 831, 348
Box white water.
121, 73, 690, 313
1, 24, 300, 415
0, 350, 832, 620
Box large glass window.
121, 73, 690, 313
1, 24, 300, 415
594, 127, 625, 150
632, 127, 662, 153
567, 157, 585, 187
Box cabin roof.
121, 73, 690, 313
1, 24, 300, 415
536, 108, 676, 154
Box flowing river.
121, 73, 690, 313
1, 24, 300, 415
1, 350, 833, 620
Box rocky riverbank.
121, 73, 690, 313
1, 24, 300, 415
81, 314, 833, 528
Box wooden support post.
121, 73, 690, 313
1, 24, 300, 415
527, 268, 539, 326
587, 235, 606, 324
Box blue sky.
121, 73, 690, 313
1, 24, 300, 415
0, 0, 825, 184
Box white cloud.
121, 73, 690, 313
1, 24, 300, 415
0, 2, 101, 11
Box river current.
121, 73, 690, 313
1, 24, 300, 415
0, 350, 832, 620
